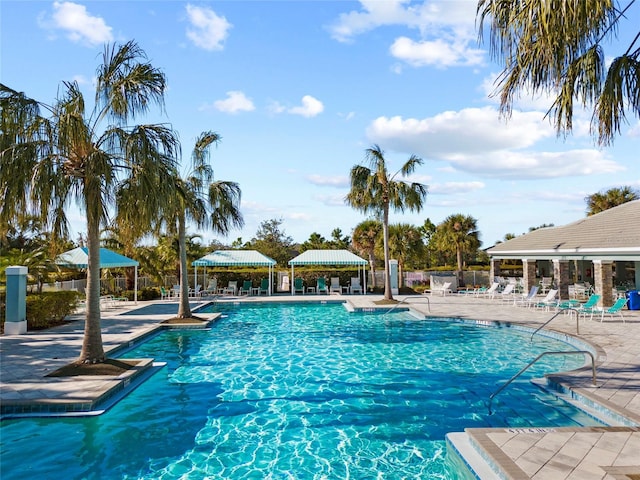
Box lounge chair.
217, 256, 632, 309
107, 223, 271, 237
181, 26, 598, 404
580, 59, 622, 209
514, 286, 539, 307
349, 277, 363, 294
479, 282, 500, 299
202, 278, 218, 296
430, 281, 452, 297
593, 297, 627, 323
239, 280, 253, 296
293, 277, 305, 295
188, 284, 202, 298
575, 294, 602, 319
222, 281, 237, 296
329, 277, 342, 294
281, 275, 290, 293
497, 283, 515, 302
533, 289, 558, 310
259, 278, 269, 295
171, 284, 180, 298
316, 277, 328, 294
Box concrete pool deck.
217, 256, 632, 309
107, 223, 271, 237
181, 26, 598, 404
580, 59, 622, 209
1, 293, 639, 479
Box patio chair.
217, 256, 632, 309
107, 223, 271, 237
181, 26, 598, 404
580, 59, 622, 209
514, 286, 539, 307
222, 280, 237, 296
259, 278, 269, 295
497, 283, 515, 302
594, 297, 627, 323
239, 280, 253, 296
349, 277, 363, 294
479, 282, 500, 299
575, 294, 602, 319
532, 289, 558, 311
293, 277, 305, 295
430, 281, 452, 297
329, 277, 342, 294
202, 278, 218, 296
171, 284, 180, 298
188, 284, 202, 298
160, 286, 170, 300
316, 277, 328, 294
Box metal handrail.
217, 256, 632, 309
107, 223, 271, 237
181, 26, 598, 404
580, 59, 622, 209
384, 296, 430, 315
487, 350, 596, 414
530, 307, 581, 341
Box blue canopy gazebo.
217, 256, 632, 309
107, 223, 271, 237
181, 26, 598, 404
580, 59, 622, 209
192, 250, 277, 295
56, 247, 140, 302
288, 249, 368, 294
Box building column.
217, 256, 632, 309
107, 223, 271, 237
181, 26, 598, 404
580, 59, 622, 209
593, 260, 613, 307
5, 266, 28, 335
635, 261, 640, 290
552, 259, 570, 301
522, 259, 537, 293
489, 259, 501, 284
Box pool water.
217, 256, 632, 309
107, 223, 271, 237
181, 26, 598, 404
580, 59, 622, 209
1, 302, 603, 479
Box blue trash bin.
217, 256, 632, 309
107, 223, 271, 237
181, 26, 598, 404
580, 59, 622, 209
627, 290, 640, 310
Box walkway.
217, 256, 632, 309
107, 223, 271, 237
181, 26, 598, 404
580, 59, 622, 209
1, 294, 639, 479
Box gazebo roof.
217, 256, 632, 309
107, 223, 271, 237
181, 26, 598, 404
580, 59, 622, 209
56, 247, 139, 269
192, 250, 276, 267
288, 249, 368, 266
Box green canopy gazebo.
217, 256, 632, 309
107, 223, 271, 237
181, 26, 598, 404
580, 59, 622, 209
288, 249, 368, 295
56, 247, 140, 303
192, 250, 277, 295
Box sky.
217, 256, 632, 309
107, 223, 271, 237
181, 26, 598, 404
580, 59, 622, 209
2, 0, 639, 248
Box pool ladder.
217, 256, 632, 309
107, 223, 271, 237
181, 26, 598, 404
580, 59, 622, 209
384, 296, 430, 314
530, 307, 581, 341
487, 350, 597, 414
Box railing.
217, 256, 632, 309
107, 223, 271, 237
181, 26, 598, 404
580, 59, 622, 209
384, 296, 430, 315
487, 350, 596, 414
530, 307, 581, 340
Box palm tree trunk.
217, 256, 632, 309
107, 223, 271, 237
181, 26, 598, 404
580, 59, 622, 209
368, 251, 377, 289
78, 205, 106, 364
177, 212, 192, 318
382, 206, 393, 300
456, 244, 464, 288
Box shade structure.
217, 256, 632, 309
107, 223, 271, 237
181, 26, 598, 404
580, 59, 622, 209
192, 250, 277, 295
288, 249, 368, 295
56, 247, 139, 302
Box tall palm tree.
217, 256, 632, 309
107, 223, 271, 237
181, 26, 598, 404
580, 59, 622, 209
477, 0, 639, 145
345, 145, 427, 300
156, 131, 243, 319
0, 41, 180, 364
433, 214, 480, 287
585, 186, 639, 215
351, 219, 382, 289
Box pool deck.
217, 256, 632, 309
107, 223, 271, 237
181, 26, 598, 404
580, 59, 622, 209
1, 293, 639, 479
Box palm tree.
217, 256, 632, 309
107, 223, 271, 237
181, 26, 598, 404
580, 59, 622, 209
477, 0, 639, 145
433, 214, 480, 287
0, 41, 180, 364
345, 145, 427, 300
585, 186, 639, 215
351, 219, 382, 289
156, 131, 243, 319
385, 223, 424, 288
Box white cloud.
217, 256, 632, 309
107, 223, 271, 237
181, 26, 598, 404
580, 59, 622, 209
213, 91, 255, 114
306, 174, 349, 187
45, 1, 113, 46
428, 181, 485, 195
289, 95, 324, 117
390, 36, 484, 68
366, 107, 625, 179
185, 4, 231, 51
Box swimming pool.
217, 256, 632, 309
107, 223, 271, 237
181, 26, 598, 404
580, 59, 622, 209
0, 302, 603, 479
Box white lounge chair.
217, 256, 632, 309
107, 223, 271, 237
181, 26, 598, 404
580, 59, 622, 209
479, 282, 500, 299
430, 281, 452, 297
329, 277, 342, 294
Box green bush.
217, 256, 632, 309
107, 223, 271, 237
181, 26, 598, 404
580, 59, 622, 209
138, 287, 159, 301
25, 290, 82, 330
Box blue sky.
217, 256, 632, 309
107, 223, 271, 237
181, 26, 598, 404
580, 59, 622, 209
2, 1, 639, 247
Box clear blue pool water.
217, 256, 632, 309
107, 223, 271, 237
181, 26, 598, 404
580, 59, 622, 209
1, 302, 603, 479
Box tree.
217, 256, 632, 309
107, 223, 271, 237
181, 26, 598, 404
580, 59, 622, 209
432, 214, 480, 286
249, 218, 294, 266
0, 41, 180, 363
351, 219, 382, 289
345, 145, 427, 300
329, 228, 351, 249
585, 186, 639, 215
477, 0, 639, 145
154, 131, 243, 319
300, 232, 328, 251
385, 223, 424, 287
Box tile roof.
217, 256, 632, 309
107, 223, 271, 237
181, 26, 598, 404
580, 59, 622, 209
487, 200, 640, 260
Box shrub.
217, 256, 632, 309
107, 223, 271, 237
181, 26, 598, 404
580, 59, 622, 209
25, 291, 82, 330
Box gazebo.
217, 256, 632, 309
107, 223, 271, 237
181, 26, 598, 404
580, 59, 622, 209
56, 247, 140, 303
288, 249, 368, 294
192, 250, 277, 295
